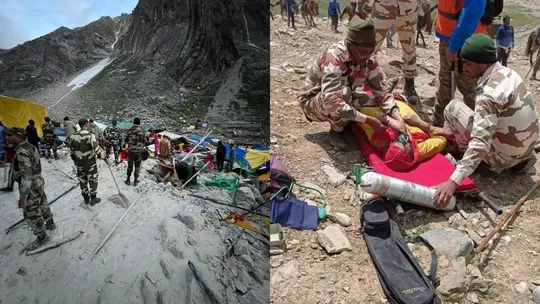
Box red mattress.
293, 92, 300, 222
352, 123, 478, 192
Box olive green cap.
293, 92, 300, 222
346, 16, 376, 47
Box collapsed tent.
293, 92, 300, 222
0, 95, 48, 137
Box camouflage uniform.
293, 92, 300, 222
372, 0, 430, 103
9, 130, 55, 249
126, 124, 145, 185
433, 41, 478, 127
103, 126, 121, 164
64, 120, 77, 144
89, 122, 103, 147
70, 128, 106, 204
444, 62, 540, 185
299, 41, 398, 132
41, 121, 58, 159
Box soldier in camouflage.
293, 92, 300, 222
70, 118, 108, 205
103, 119, 121, 165
371, 0, 431, 104
125, 117, 145, 186
41, 117, 58, 159
4, 127, 56, 251
299, 16, 407, 150
433, 35, 540, 208
89, 119, 103, 147
63, 116, 77, 144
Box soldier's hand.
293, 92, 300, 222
366, 116, 386, 132
18, 198, 26, 209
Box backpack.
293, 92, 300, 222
360, 197, 441, 304
480, 0, 504, 26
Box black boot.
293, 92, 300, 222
133, 178, 139, 186
328, 129, 349, 151
0, 186, 13, 192
125, 177, 131, 185
531, 70, 538, 80
45, 218, 56, 230
26, 233, 50, 251
83, 194, 90, 205
90, 196, 101, 206
404, 77, 419, 105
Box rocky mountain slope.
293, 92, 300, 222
2, 0, 270, 145
270, 7, 540, 304
0, 16, 121, 96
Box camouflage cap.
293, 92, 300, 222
3, 127, 26, 137
346, 16, 376, 47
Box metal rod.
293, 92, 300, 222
91, 192, 144, 257
478, 192, 503, 215
181, 161, 210, 189
180, 128, 214, 162
47, 160, 77, 181
5, 183, 79, 234
476, 180, 540, 253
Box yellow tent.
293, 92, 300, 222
0, 95, 48, 137
244, 148, 270, 170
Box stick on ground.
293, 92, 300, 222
475, 179, 540, 253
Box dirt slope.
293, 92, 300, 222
270, 9, 540, 304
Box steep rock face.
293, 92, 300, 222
0, 17, 119, 96
113, 0, 240, 87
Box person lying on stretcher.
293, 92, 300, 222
358, 97, 451, 171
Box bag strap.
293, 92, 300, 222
405, 236, 438, 285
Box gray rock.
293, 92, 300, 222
421, 227, 474, 259
270, 261, 299, 285
299, 181, 327, 199
141, 276, 159, 304
516, 282, 528, 294
436, 257, 469, 296
533, 286, 540, 304
159, 260, 173, 280
16, 267, 27, 276
531, 276, 540, 286
321, 165, 346, 186
317, 224, 352, 254
270, 248, 284, 255
466, 264, 482, 279
236, 281, 249, 295
328, 212, 352, 227
466, 292, 479, 303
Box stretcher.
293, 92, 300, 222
352, 123, 502, 214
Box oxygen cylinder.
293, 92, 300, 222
360, 171, 456, 211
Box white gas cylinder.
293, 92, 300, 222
360, 171, 456, 211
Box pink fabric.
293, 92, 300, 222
153, 134, 160, 155
353, 123, 478, 191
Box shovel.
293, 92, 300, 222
106, 162, 130, 207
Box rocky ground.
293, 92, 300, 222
270, 7, 540, 304
0, 151, 270, 303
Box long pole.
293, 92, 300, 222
181, 128, 214, 162
91, 192, 144, 257
475, 180, 540, 253
181, 161, 210, 189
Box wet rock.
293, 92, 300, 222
328, 212, 352, 227
516, 282, 528, 294
321, 165, 346, 186
317, 224, 352, 254
421, 227, 474, 259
